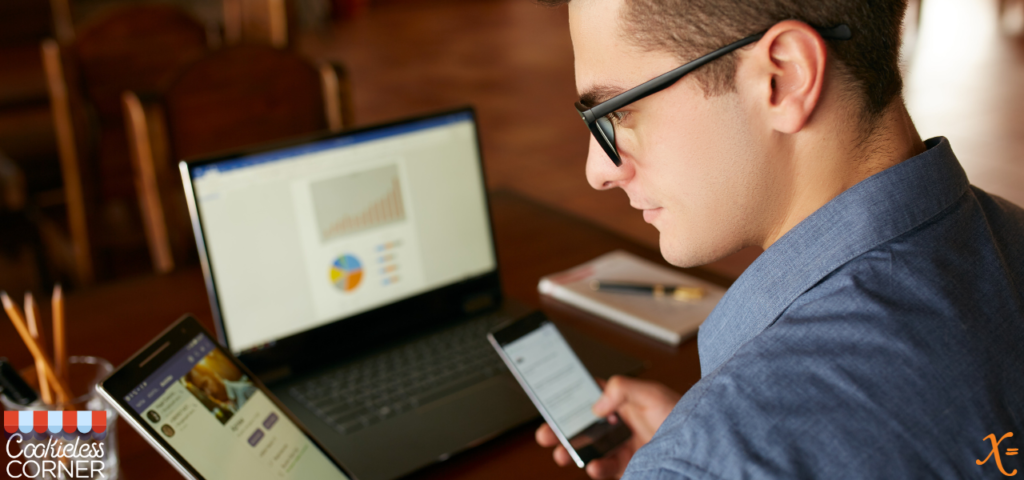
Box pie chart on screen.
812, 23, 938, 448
330, 254, 363, 292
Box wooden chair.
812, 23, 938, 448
223, 0, 293, 48
41, 5, 209, 284
0, 0, 72, 290
122, 45, 354, 273
0, 0, 63, 190
49, 0, 74, 43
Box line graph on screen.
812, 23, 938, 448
311, 164, 407, 242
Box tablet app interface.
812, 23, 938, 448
502, 322, 602, 438
125, 335, 349, 480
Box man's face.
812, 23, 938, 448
570, 0, 784, 267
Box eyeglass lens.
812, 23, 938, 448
594, 115, 619, 165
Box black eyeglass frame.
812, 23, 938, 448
576, 24, 853, 166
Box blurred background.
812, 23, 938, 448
1, 0, 1022, 295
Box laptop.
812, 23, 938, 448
178, 108, 641, 480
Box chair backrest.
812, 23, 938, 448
124, 45, 353, 273
43, 5, 209, 283
73, 5, 209, 127
165, 45, 332, 159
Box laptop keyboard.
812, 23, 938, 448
289, 312, 512, 435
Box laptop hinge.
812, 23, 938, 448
256, 365, 292, 384
462, 292, 496, 315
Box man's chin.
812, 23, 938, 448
659, 234, 733, 268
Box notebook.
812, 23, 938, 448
538, 250, 726, 345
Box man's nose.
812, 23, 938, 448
585, 135, 634, 190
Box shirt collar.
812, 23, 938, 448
697, 137, 969, 376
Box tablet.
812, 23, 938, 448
98, 315, 356, 480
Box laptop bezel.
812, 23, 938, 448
178, 106, 504, 380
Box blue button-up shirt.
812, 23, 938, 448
624, 138, 1024, 479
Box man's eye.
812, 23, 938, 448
606, 111, 629, 124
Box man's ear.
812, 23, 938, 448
743, 20, 828, 134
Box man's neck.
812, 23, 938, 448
761, 101, 927, 249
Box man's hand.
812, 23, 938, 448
535, 376, 682, 479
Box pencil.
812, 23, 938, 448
25, 292, 53, 405
52, 284, 68, 390
1, 291, 72, 404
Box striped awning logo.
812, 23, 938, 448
3, 411, 107, 434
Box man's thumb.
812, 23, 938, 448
592, 375, 628, 417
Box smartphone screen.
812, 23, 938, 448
489, 312, 631, 467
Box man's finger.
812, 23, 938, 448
585, 457, 622, 479
552, 445, 573, 467
592, 375, 630, 417
536, 423, 560, 447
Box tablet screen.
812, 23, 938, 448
123, 334, 349, 480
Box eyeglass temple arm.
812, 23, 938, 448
585, 24, 852, 120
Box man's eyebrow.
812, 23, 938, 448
578, 85, 626, 109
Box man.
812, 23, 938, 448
535, 0, 1024, 478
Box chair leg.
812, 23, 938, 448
122, 91, 175, 274
41, 39, 93, 285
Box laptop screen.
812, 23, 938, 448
185, 111, 496, 355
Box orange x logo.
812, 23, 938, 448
977, 433, 1017, 477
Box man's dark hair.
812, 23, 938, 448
544, 0, 908, 120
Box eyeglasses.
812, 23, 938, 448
575, 24, 852, 166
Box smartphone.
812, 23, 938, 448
98, 315, 357, 480
488, 312, 631, 467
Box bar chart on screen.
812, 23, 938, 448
311, 164, 407, 242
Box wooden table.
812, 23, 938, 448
0, 191, 733, 480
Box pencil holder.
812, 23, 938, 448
2, 356, 120, 480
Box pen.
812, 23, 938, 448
590, 280, 706, 301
